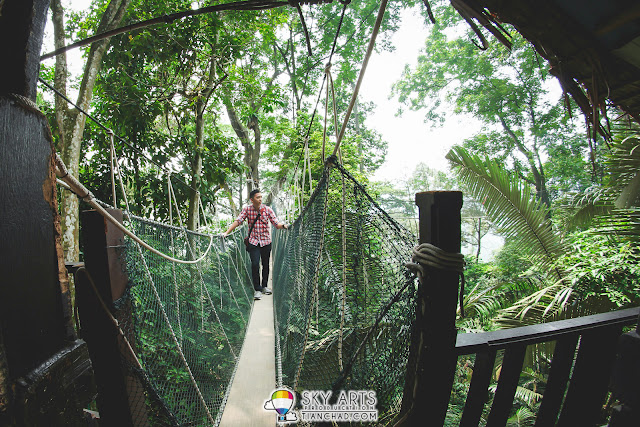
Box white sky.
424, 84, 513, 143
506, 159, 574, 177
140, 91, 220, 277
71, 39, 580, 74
362, 7, 483, 184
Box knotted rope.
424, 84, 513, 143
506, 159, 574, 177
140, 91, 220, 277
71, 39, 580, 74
406, 243, 467, 317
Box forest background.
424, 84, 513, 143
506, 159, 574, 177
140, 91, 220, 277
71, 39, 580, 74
38, 0, 640, 423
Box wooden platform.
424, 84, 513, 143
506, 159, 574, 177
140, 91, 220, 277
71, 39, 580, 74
219, 286, 276, 427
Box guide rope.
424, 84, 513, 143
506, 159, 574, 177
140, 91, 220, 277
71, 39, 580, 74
54, 153, 214, 264
332, 0, 388, 156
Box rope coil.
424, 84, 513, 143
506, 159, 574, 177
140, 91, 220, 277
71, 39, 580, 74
406, 243, 467, 317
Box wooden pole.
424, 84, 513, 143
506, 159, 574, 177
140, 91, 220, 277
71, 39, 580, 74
0, 0, 49, 100
1, 1, 95, 425
609, 315, 640, 425
78, 209, 145, 426
397, 191, 462, 426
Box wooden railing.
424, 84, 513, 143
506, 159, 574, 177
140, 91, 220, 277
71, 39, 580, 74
455, 307, 640, 426
396, 191, 640, 426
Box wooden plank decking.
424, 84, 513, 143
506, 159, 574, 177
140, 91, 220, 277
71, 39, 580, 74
219, 283, 276, 427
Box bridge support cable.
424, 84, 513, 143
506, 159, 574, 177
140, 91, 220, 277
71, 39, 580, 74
272, 157, 418, 422
55, 151, 252, 425
332, 0, 389, 157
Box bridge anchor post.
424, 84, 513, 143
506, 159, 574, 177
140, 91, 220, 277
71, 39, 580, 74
397, 191, 462, 426
77, 209, 149, 426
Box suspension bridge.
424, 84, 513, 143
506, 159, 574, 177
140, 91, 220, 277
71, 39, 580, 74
62, 155, 640, 427
64, 156, 420, 426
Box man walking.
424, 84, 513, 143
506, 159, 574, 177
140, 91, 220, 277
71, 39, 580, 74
223, 189, 288, 300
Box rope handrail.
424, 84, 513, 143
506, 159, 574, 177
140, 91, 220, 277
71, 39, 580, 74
54, 153, 214, 264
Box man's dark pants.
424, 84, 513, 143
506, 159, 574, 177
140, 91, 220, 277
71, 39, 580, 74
248, 243, 271, 291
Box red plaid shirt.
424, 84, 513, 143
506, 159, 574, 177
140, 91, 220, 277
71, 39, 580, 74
236, 204, 280, 246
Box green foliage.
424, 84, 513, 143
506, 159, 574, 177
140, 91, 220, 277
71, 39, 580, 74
561, 232, 640, 309
393, 1, 588, 207
447, 146, 566, 282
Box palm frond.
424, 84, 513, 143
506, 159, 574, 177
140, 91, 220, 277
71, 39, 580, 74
606, 136, 640, 167
447, 146, 566, 282
460, 280, 533, 319
558, 186, 613, 231
493, 283, 574, 328
506, 406, 536, 426
592, 208, 640, 238
488, 384, 542, 410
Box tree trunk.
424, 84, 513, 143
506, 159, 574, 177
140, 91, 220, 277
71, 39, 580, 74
186, 27, 222, 231
187, 98, 206, 231
499, 115, 550, 207
264, 175, 287, 207
225, 102, 261, 199
475, 217, 482, 262
53, 0, 130, 262
223, 182, 240, 217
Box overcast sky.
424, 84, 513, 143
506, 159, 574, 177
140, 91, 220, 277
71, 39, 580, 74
363, 7, 484, 184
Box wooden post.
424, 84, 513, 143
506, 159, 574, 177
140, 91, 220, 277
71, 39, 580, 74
0, 0, 49, 100
1, 1, 95, 425
398, 191, 463, 426
78, 209, 146, 426
609, 315, 640, 426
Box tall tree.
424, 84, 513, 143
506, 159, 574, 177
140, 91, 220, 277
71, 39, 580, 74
51, 0, 131, 261
392, 5, 588, 206
88, 0, 243, 229
220, 7, 289, 199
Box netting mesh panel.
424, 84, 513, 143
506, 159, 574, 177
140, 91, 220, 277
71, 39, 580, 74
115, 216, 252, 426
273, 162, 418, 425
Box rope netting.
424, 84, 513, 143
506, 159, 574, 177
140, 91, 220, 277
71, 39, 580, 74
272, 159, 419, 425
112, 215, 252, 426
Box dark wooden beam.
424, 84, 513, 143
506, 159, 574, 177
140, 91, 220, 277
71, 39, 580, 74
595, 4, 640, 36
77, 209, 135, 426
455, 306, 640, 355
1, 2, 94, 424
397, 191, 463, 425
0, 0, 50, 99
609, 318, 640, 426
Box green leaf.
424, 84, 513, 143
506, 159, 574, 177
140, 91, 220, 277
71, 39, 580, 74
446, 146, 566, 282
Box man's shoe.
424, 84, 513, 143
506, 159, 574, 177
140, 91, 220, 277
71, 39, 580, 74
254, 291, 262, 300
262, 287, 273, 295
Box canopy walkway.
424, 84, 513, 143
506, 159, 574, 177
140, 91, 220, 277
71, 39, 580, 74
218, 287, 274, 427
73, 160, 418, 426
70, 159, 640, 426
